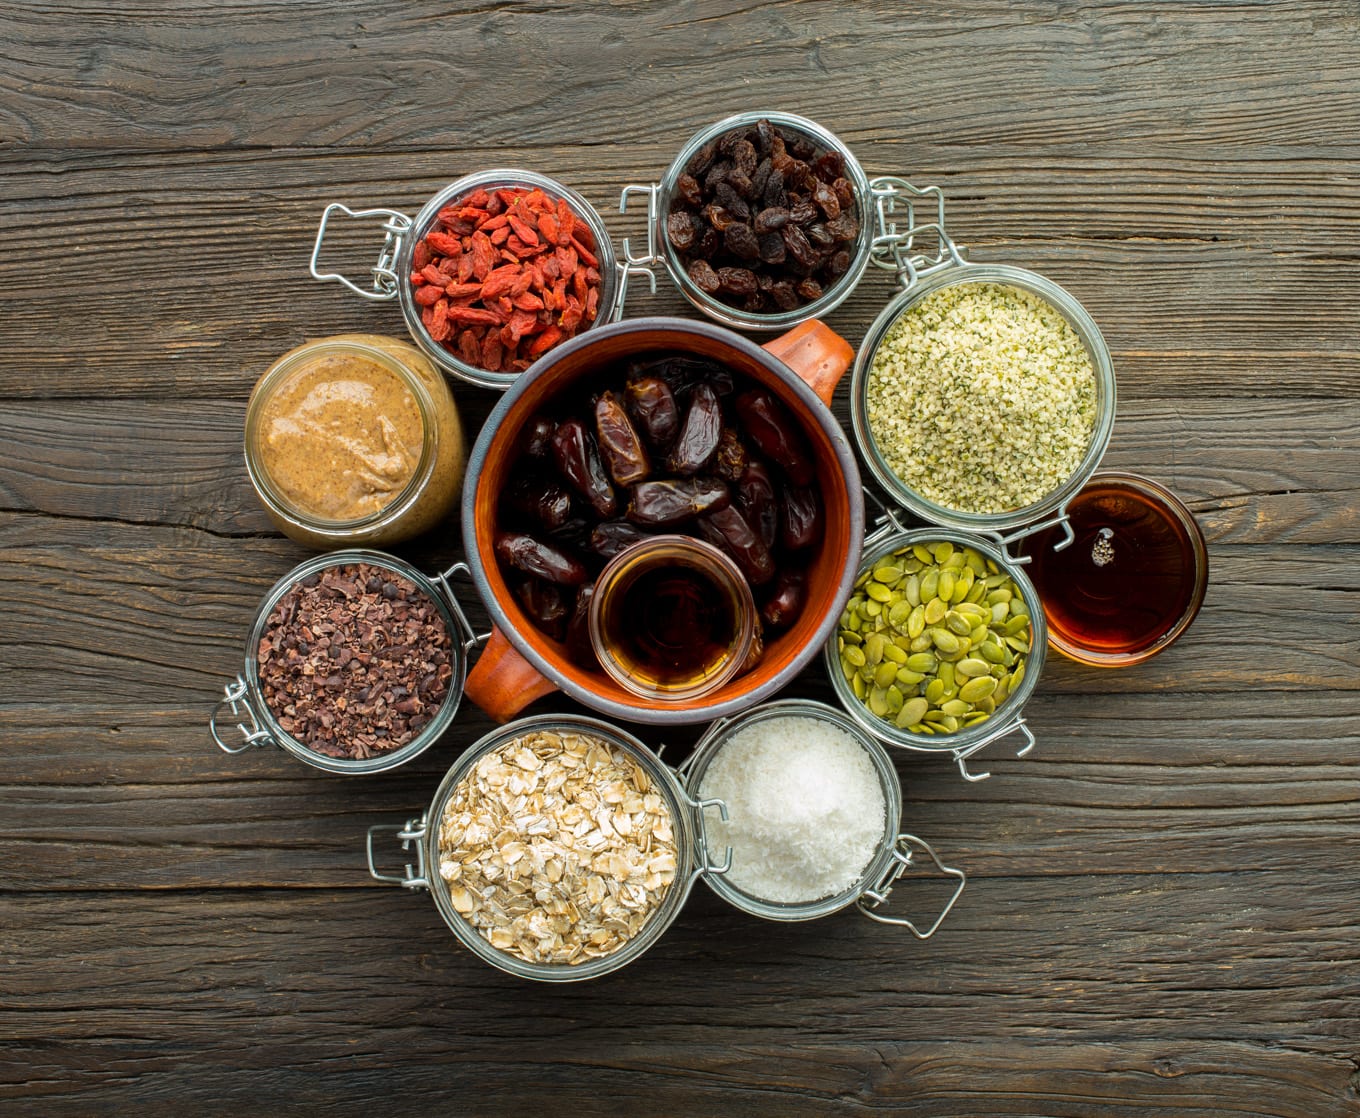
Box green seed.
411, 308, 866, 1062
907, 652, 938, 673
931, 628, 961, 654
1005, 613, 1030, 636
931, 541, 955, 563
907, 604, 926, 638
991, 602, 1010, 624
864, 598, 882, 618
941, 698, 971, 718
874, 661, 899, 689
904, 573, 922, 607
937, 569, 956, 603
896, 668, 926, 686
924, 597, 947, 625
898, 697, 929, 728
959, 675, 998, 703
1005, 634, 1031, 653
974, 696, 996, 715
866, 581, 892, 603
964, 548, 988, 575
963, 712, 991, 727
912, 544, 934, 564
885, 685, 904, 714
945, 610, 973, 636
919, 569, 940, 601
843, 644, 866, 667
882, 642, 907, 664
868, 687, 889, 716
924, 678, 946, 705
864, 633, 885, 664
887, 600, 912, 628
979, 639, 1006, 664
874, 564, 904, 583
937, 660, 956, 690
841, 629, 864, 646
956, 657, 990, 678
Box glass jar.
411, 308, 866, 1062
366, 705, 966, 981
244, 334, 464, 549
619, 110, 878, 331
679, 699, 966, 930
311, 170, 643, 390
210, 549, 480, 775
824, 525, 1048, 783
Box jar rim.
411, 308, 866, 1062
850, 263, 1118, 533
394, 169, 621, 391
244, 338, 438, 537
240, 548, 467, 774
655, 110, 875, 331
822, 526, 1048, 756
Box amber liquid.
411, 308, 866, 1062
601, 566, 740, 689
1021, 483, 1199, 655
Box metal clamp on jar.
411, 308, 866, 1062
210, 549, 484, 775
309, 169, 654, 390
366, 703, 966, 981
826, 180, 1117, 780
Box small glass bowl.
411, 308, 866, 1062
211, 549, 475, 774
588, 536, 757, 702
1017, 470, 1209, 667
650, 110, 874, 332
850, 264, 1117, 534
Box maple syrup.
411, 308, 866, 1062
1018, 472, 1207, 666
591, 536, 754, 699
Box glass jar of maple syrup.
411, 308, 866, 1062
1015, 471, 1208, 666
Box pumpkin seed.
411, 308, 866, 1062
931, 541, 954, 563
887, 600, 912, 628
945, 610, 973, 636
956, 658, 990, 679
959, 675, 998, 702
904, 573, 922, 607
874, 661, 899, 689
866, 581, 892, 603
931, 628, 961, 654
907, 604, 926, 638
874, 564, 904, 583
937, 569, 956, 603
907, 651, 938, 673
882, 643, 907, 664
898, 697, 930, 728
843, 646, 866, 668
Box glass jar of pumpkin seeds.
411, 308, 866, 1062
824, 522, 1047, 782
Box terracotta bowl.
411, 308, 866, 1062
460, 317, 864, 725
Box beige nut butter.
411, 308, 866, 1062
246, 334, 464, 547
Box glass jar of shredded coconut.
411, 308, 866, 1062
680, 699, 966, 930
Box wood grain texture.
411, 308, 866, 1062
2, 0, 1359, 1114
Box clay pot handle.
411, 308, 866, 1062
762, 319, 855, 407
463, 625, 559, 723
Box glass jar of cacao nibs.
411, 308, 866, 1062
620, 111, 889, 331
211, 550, 480, 774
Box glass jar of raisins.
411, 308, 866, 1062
620, 110, 920, 332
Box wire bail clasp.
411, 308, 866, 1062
868, 177, 966, 289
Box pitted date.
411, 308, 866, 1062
760, 569, 806, 630
627, 477, 730, 526
495, 532, 590, 586
595, 391, 651, 486
735, 389, 814, 486
589, 519, 649, 560
736, 461, 779, 550
514, 578, 570, 640
667, 383, 722, 475
698, 505, 775, 586
780, 485, 822, 550
550, 418, 617, 518
507, 472, 574, 532
624, 373, 680, 452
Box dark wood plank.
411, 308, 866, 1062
1, 884, 1355, 1115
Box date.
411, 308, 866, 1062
495, 532, 590, 586
626, 477, 730, 527
735, 389, 814, 486
550, 418, 618, 518
595, 390, 651, 486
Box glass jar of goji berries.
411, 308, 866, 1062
312, 169, 646, 391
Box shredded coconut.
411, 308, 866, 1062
697, 715, 886, 904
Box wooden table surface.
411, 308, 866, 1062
3, 2, 1358, 1114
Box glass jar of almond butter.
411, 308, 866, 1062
244, 333, 465, 548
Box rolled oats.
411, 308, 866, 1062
437, 729, 679, 966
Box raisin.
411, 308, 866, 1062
704, 160, 732, 193
732, 138, 758, 177
806, 222, 834, 248
751, 157, 772, 198
702, 203, 736, 231
789, 135, 815, 160
770, 280, 799, 310
796, 277, 823, 301
676, 172, 703, 207
696, 226, 721, 257
813, 180, 841, 220
724, 222, 760, 260
788, 199, 818, 225
727, 169, 754, 199
814, 150, 845, 180
666, 211, 697, 251
714, 182, 750, 223
782, 224, 816, 268
762, 168, 787, 208
717, 267, 758, 296
827, 249, 852, 278
831, 177, 855, 210
687, 142, 716, 177
757, 231, 786, 264
688, 258, 721, 294
826, 212, 860, 241
754, 206, 790, 233
754, 118, 777, 155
